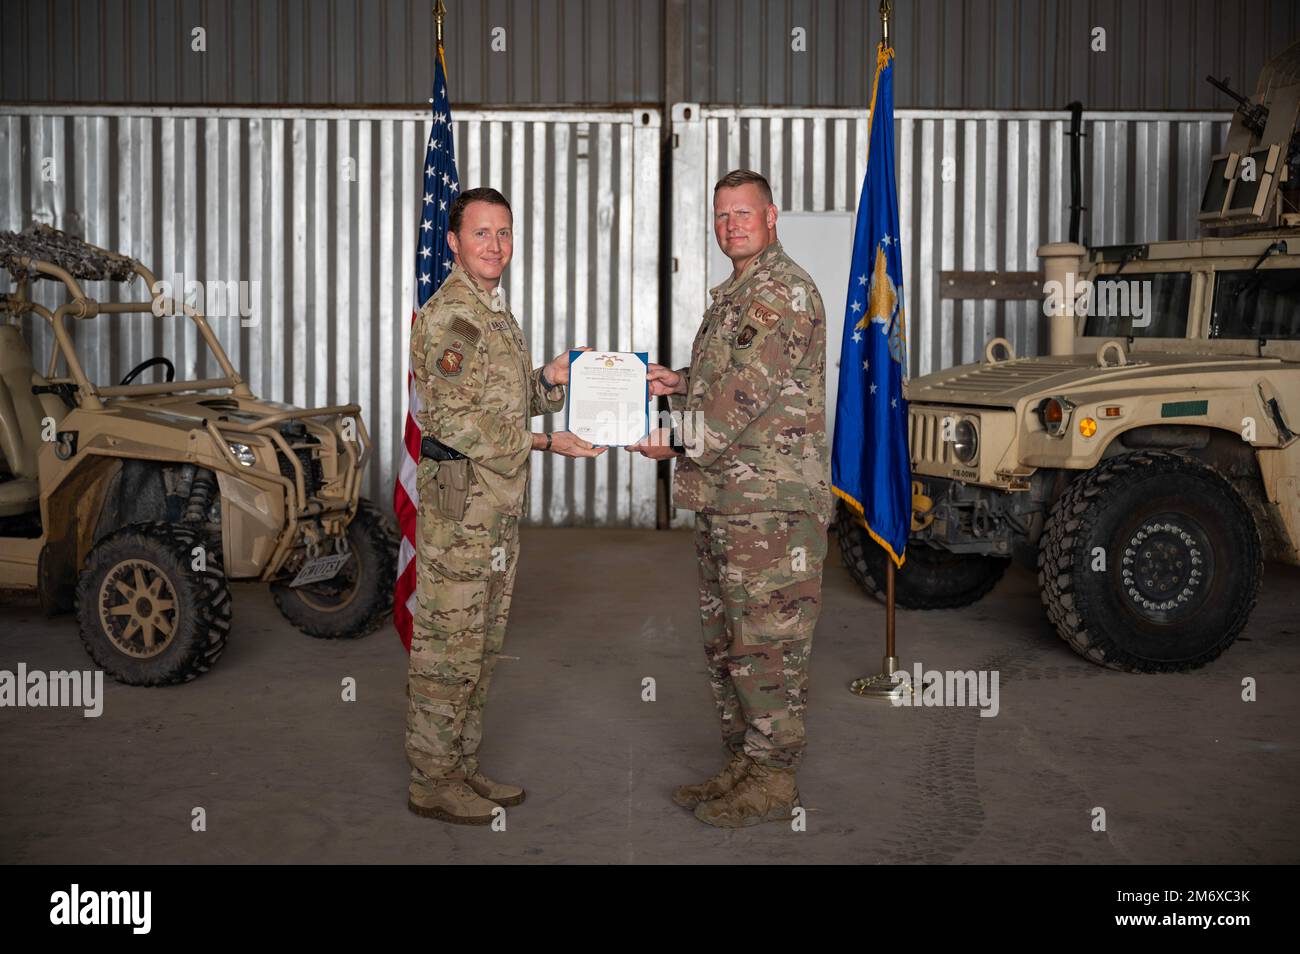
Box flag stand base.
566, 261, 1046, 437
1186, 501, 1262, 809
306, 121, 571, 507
849, 655, 911, 699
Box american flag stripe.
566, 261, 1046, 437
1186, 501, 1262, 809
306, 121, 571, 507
393, 47, 460, 651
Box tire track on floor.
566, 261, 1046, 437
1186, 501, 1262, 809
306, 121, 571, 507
876, 624, 1105, 863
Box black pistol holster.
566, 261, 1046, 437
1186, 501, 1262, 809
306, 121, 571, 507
421, 436, 466, 461
421, 436, 471, 519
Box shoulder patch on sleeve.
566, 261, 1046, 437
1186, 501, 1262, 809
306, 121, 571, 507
435, 344, 467, 378
429, 326, 481, 380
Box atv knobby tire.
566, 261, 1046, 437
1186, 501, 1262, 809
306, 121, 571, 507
271, 498, 398, 639
1037, 450, 1262, 672
836, 500, 1009, 609
76, 522, 232, 685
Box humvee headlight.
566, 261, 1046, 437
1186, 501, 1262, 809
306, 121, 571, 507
952, 419, 979, 462
1079, 417, 1098, 438
226, 441, 257, 466
1037, 396, 1076, 438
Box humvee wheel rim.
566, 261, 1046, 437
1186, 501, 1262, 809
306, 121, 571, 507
99, 559, 179, 658
1119, 514, 1213, 623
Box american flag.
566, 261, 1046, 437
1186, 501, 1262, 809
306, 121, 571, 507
393, 47, 460, 651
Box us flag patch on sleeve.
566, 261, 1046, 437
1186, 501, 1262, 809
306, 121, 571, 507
449, 316, 481, 344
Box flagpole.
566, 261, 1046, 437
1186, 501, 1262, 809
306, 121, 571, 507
850, 0, 911, 702
392, 0, 455, 650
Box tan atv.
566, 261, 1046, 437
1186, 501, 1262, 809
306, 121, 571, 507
0, 225, 397, 685
838, 41, 1300, 672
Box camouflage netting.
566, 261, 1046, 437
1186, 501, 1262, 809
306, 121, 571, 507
0, 224, 137, 284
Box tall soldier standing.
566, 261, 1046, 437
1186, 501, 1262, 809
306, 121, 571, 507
407, 187, 605, 825
630, 169, 831, 828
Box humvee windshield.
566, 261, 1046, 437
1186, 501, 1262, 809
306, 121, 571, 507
1210, 268, 1300, 339
1082, 271, 1193, 338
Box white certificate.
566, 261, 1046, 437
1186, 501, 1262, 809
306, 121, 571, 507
566, 351, 649, 446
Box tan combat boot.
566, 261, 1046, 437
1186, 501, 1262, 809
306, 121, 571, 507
692, 762, 799, 828
408, 778, 501, 825
671, 750, 754, 809
464, 771, 526, 807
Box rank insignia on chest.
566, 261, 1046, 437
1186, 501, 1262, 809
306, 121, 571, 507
437, 348, 464, 376
735, 325, 757, 349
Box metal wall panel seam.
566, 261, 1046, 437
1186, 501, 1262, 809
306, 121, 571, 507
335, 118, 354, 418
202, 116, 222, 382
615, 122, 633, 525
182, 117, 199, 381
939, 117, 955, 371
572, 120, 591, 522
355, 118, 373, 484
1005, 119, 1021, 355
978, 117, 998, 373
592, 121, 614, 522
527, 121, 547, 523
549, 121, 570, 526
376, 117, 397, 510
917, 117, 934, 376
789, 117, 805, 211
960, 116, 977, 366
1024, 117, 1042, 357
268, 119, 286, 415
312, 118, 331, 410
161, 116, 177, 375
630, 111, 661, 527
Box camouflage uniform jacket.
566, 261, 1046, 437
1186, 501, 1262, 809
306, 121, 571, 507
411, 264, 565, 515
671, 240, 831, 518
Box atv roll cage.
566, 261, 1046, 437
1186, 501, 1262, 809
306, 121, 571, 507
1, 223, 255, 405
0, 225, 371, 524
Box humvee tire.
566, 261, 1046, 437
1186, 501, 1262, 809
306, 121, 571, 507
271, 498, 397, 639
1038, 450, 1263, 672
76, 522, 232, 685
836, 501, 1009, 609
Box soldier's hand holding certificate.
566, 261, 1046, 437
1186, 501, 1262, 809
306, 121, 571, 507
566, 351, 650, 446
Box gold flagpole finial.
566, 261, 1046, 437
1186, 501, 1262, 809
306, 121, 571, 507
435, 0, 447, 46
879, 0, 892, 50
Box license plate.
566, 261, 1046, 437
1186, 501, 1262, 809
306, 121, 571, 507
291, 553, 351, 587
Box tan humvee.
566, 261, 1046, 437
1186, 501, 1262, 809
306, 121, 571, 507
0, 225, 396, 685
838, 40, 1300, 672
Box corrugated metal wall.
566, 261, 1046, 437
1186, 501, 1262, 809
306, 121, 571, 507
680, 0, 1299, 110
0, 105, 662, 526
2, 0, 1293, 110
671, 106, 1230, 378
0, 0, 665, 107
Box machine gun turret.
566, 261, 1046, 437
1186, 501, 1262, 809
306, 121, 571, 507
1198, 43, 1300, 233
1206, 74, 1270, 137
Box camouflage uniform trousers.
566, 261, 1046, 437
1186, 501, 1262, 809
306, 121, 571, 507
694, 510, 829, 769
406, 463, 519, 791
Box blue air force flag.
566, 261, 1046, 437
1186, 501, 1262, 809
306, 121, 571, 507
831, 43, 911, 568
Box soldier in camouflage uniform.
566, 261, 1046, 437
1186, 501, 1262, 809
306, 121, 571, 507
407, 187, 605, 825
631, 169, 830, 828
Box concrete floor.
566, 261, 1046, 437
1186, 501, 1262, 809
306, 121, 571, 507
1, 527, 1298, 864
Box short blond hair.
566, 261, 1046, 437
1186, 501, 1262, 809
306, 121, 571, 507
713, 169, 773, 205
